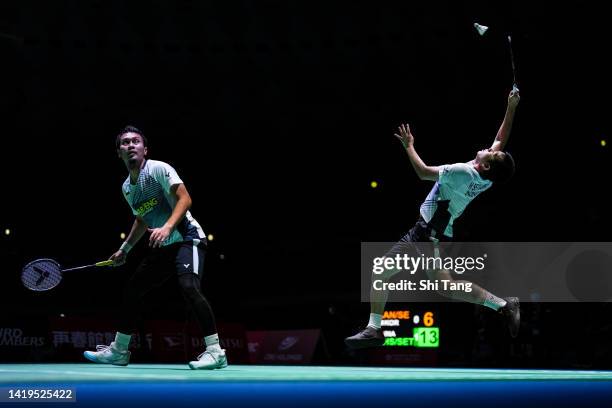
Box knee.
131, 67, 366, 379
178, 275, 203, 301
425, 269, 453, 297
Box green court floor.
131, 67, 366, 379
2, 364, 612, 383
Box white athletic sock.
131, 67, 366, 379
205, 333, 222, 353
114, 332, 132, 351
367, 313, 382, 329
482, 293, 507, 311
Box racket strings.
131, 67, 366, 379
21, 259, 62, 291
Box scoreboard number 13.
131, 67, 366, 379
413, 327, 439, 347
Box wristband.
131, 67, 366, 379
120, 241, 133, 253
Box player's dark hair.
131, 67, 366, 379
482, 151, 515, 183
115, 125, 148, 149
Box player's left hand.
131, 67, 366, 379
148, 226, 172, 248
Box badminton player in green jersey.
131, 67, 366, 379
83, 126, 227, 369
346, 89, 521, 349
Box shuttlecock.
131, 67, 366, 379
474, 22, 488, 36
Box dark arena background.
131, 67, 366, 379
2, 1, 612, 407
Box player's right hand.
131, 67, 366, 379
508, 88, 520, 107
394, 123, 414, 148
109, 250, 127, 267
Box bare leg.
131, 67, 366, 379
370, 267, 401, 315
427, 238, 520, 337
428, 237, 499, 306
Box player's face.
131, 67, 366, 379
117, 132, 147, 166
476, 148, 506, 171
476, 148, 492, 163
476, 148, 500, 168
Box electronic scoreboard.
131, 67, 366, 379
381, 309, 439, 348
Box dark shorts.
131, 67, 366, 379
138, 239, 207, 278
384, 217, 452, 259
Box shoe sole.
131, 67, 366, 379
83, 351, 129, 366
188, 359, 228, 370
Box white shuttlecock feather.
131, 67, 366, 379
474, 23, 488, 36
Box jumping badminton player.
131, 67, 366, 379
83, 126, 227, 369
346, 89, 521, 349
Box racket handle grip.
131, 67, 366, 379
95, 260, 115, 267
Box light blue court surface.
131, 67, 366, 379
2, 364, 612, 407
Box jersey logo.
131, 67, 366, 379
135, 197, 159, 217
466, 182, 490, 198
166, 172, 170, 178
183, 264, 190, 269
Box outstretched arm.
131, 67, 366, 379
491, 88, 520, 152
394, 123, 440, 181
